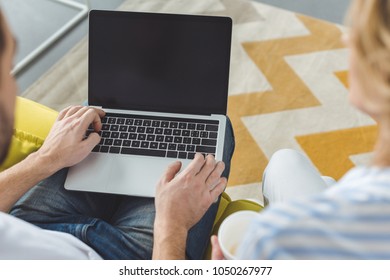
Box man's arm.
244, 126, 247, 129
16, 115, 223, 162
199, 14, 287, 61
153, 154, 226, 259
0, 106, 105, 212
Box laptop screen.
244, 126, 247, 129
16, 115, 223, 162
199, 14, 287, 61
88, 10, 232, 115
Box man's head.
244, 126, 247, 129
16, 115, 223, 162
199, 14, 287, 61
0, 11, 17, 164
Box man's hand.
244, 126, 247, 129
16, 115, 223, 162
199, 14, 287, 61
153, 153, 227, 259
36, 106, 105, 173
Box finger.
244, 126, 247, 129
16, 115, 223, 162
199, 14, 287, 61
57, 106, 73, 121
205, 161, 225, 189
72, 107, 103, 131
211, 235, 225, 260
210, 177, 227, 202
180, 153, 206, 177
81, 131, 101, 151
161, 161, 182, 183
76, 108, 104, 133
197, 154, 217, 180
64, 105, 84, 118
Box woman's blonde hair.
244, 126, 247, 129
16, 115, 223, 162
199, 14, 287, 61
347, 0, 390, 110
347, 0, 390, 113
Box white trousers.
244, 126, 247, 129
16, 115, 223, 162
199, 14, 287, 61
262, 149, 336, 204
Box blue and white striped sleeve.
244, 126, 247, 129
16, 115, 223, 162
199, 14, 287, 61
236, 193, 390, 259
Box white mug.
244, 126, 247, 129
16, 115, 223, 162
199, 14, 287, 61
217, 210, 258, 260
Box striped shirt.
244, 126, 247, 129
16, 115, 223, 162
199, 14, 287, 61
237, 166, 390, 259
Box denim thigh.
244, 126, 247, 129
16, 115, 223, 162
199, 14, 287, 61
10, 169, 154, 259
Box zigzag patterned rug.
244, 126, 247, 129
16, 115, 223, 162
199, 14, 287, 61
21, 0, 377, 202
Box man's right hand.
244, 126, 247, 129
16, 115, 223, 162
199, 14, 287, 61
36, 105, 105, 173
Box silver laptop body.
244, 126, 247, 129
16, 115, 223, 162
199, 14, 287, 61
64, 10, 232, 197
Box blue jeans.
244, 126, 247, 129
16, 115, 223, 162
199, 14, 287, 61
10, 117, 235, 260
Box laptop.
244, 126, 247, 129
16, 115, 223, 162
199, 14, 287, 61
64, 10, 232, 197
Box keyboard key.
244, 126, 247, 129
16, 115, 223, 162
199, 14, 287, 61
111, 125, 119, 131
108, 118, 116, 124
159, 143, 168, 150
167, 151, 178, 158
186, 145, 195, 152
143, 120, 151, 126
141, 141, 149, 148
123, 140, 131, 147
169, 122, 178, 128
119, 125, 127, 132
114, 139, 122, 146
128, 126, 136, 132
188, 123, 196, 130
102, 131, 110, 138
206, 124, 219, 132
150, 142, 158, 149
196, 124, 205, 130
152, 120, 160, 127
121, 147, 166, 158
173, 129, 181, 136
147, 135, 155, 141
165, 136, 173, 143
164, 129, 172, 135
209, 132, 218, 139
131, 141, 140, 148
156, 135, 164, 142
129, 133, 137, 140
134, 119, 143, 126
191, 131, 199, 137
110, 146, 120, 154
202, 139, 217, 146
178, 152, 187, 159
183, 137, 191, 144
138, 134, 146, 141
200, 131, 208, 138
100, 146, 109, 153
111, 132, 119, 139
178, 144, 186, 151
101, 118, 108, 124
196, 146, 216, 154
192, 138, 201, 145
120, 132, 128, 139
146, 127, 154, 134
116, 118, 125, 124
92, 145, 100, 152
168, 144, 177, 150
102, 124, 110, 131
137, 127, 145, 133
182, 130, 190, 137
174, 137, 183, 143
155, 128, 163, 134
187, 152, 196, 159
179, 123, 187, 129
161, 121, 169, 128
125, 119, 134, 125
104, 139, 113, 146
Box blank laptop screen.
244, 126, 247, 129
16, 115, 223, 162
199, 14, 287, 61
88, 10, 232, 115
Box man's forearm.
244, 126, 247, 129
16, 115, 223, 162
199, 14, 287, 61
0, 151, 56, 212
152, 221, 188, 260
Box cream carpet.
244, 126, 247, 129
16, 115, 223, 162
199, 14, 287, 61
21, 0, 376, 203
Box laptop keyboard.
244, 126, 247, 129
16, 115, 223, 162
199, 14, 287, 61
87, 112, 219, 160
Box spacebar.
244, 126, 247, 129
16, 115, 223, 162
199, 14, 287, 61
121, 147, 166, 158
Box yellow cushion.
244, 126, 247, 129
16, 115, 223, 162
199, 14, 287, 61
204, 192, 263, 259
0, 97, 58, 171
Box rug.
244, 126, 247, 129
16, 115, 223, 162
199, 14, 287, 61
20, 0, 377, 202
